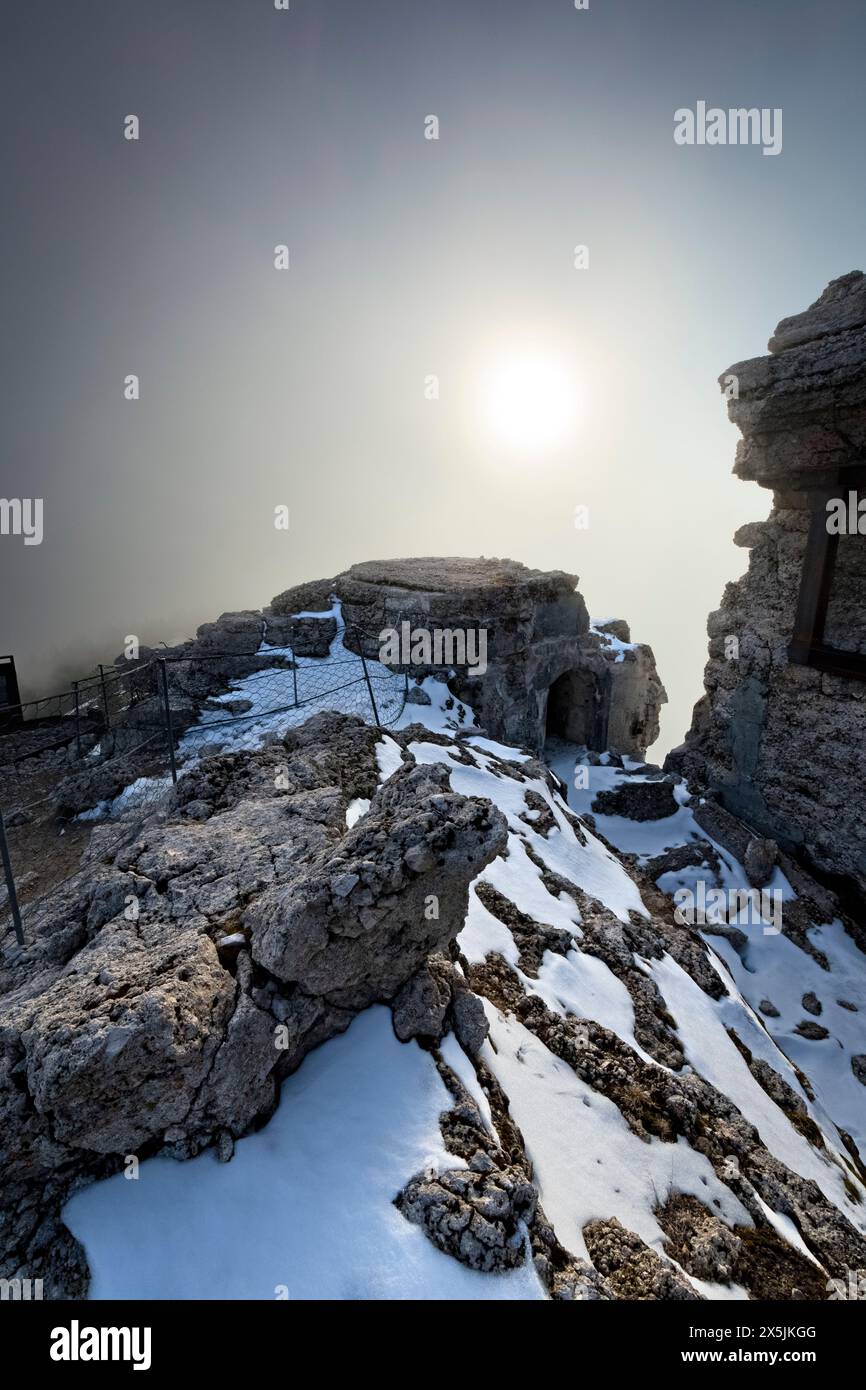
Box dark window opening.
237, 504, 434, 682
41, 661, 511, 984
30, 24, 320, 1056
788, 465, 866, 680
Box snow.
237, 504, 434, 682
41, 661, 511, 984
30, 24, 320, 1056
646, 951, 865, 1231
543, 742, 866, 1187
752, 1194, 823, 1270
707, 920, 866, 1156
532, 949, 648, 1063
538, 740, 866, 1242
345, 798, 371, 828
465, 736, 531, 763
460, 886, 522, 967
375, 735, 403, 783
75, 775, 174, 822
179, 603, 406, 757
550, 749, 801, 909
391, 678, 479, 737
482, 836, 580, 936
64, 1008, 545, 1302
479, 1004, 752, 1281
439, 1032, 495, 1131
411, 739, 646, 925
590, 621, 639, 664
286, 608, 338, 619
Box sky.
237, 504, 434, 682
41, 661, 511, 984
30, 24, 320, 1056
2, 0, 865, 753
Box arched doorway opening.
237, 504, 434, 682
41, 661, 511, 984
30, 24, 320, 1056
545, 668, 604, 748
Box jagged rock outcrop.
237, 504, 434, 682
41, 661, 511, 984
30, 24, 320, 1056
247, 759, 505, 1008
668, 272, 866, 894
583, 1218, 700, 1300
4, 523, 865, 1302
390, 953, 489, 1053
657, 1193, 829, 1300
4, 696, 866, 1301
0, 713, 505, 1296
397, 1165, 537, 1274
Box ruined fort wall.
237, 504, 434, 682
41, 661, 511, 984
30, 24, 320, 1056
669, 274, 866, 892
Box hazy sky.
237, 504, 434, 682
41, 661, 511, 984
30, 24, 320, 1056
2, 0, 865, 752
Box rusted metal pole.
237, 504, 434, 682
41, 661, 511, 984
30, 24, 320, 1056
158, 659, 178, 784
356, 627, 381, 727
0, 810, 24, 946
72, 680, 82, 758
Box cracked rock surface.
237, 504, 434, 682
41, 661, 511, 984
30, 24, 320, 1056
3, 688, 866, 1303
0, 712, 505, 1295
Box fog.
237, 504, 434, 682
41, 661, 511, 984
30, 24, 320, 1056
3, 0, 864, 753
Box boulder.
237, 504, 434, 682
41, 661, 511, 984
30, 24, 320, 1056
0, 714, 506, 1294
592, 776, 679, 822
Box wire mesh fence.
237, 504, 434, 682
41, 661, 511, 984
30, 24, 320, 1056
0, 623, 408, 952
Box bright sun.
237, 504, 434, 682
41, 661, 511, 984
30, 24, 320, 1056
481, 354, 580, 451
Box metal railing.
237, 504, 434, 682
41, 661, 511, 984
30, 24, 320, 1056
0, 622, 408, 951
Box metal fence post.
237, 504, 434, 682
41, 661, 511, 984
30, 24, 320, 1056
0, 810, 24, 946
355, 626, 381, 727
72, 680, 82, 758
290, 624, 299, 708
98, 664, 111, 730
157, 659, 178, 784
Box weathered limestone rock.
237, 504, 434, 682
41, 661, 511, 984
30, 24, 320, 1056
657, 1193, 829, 1299
246, 760, 506, 1008
111, 610, 287, 719
396, 1165, 537, 1273
390, 953, 490, 1054
230, 577, 340, 654
268, 577, 335, 616
0, 714, 505, 1295
744, 836, 779, 888
193, 610, 264, 656
591, 776, 679, 822
334, 557, 666, 756
391, 958, 453, 1043
582, 1218, 700, 1300
728, 271, 866, 487
669, 273, 866, 893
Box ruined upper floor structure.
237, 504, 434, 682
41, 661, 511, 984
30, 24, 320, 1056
274, 557, 667, 759
669, 272, 866, 897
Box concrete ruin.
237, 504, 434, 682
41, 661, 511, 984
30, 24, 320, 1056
107, 558, 664, 766
669, 272, 866, 899
280, 557, 667, 758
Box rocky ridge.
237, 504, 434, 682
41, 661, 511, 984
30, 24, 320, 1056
3, 695, 865, 1300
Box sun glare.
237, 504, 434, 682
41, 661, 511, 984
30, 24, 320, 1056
481, 354, 580, 451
